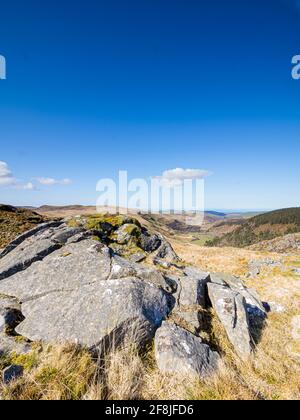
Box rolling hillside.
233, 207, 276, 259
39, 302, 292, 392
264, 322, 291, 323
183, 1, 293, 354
206, 207, 300, 248
0, 205, 45, 248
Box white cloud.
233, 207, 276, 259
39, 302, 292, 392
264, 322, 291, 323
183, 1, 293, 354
0, 161, 15, 186
152, 167, 212, 187
0, 162, 73, 191
15, 182, 36, 191
0, 161, 38, 190
36, 177, 72, 186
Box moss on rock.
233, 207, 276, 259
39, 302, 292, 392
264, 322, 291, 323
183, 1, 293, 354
9, 350, 40, 372
109, 242, 146, 259
67, 214, 142, 249
85, 214, 140, 231
115, 223, 142, 246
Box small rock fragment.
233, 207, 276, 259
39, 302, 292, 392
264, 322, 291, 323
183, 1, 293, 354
2, 365, 23, 384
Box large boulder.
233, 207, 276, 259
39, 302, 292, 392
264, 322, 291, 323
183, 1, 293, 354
0, 240, 111, 302
0, 219, 179, 355
155, 322, 220, 378
247, 259, 282, 278
207, 283, 253, 359
139, 231, 161, 253
16, 278, 170, 350
154, 234, 180, 263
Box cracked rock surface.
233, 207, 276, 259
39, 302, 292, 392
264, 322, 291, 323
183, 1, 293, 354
0, 240, 112, 302
16, 278, 170, 349
155, 321, 220, 378
207, 283, 253, 359
0, 222, 83, 281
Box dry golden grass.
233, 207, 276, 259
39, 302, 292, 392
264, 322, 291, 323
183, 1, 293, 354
0, 345, 99, 400
172, 242, 280, 276
1, 243, 300, 400
1, 308, 300, 400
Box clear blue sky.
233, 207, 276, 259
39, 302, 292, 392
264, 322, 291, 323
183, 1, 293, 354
0, 0, 300, 210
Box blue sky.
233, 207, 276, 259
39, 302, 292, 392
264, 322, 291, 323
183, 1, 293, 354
0, 0, 300, 210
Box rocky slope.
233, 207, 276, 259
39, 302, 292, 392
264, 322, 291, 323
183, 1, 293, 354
248, 233, 300, 254
0, 214, 269, 381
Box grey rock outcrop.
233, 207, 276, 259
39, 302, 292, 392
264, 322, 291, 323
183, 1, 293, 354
247, 262, 261, 278
247, 259, 282, 278
169, 268, 210, 338
0, 295, 30, 356
139, 232, 161, 253
128, 252, 147, 263
0, 238, 61, 281
153, 258, 173, 269
155, 322, 220, 378
248, 233, 300, 253
0, 223, 84, 281
0, 217, 266, 377
239, 287, 266, 321
292, 267, 300, 276
16, 278, 170, 350
211, 273, 266, 321
208, 283, 253, 359
0, 240, 111, 302
154, 234, 180, 263
0, 221, 179, 355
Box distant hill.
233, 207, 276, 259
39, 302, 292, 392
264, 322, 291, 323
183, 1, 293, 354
206, 207, 300, 248
205, 210, 227, 217
37, 205, 90, 213
0, 204, 45, 248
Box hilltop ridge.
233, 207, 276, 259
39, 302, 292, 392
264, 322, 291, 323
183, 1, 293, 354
206, 207, 300, 248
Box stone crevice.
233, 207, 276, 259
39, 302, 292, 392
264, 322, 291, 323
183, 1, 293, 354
0, 243, 62, 281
